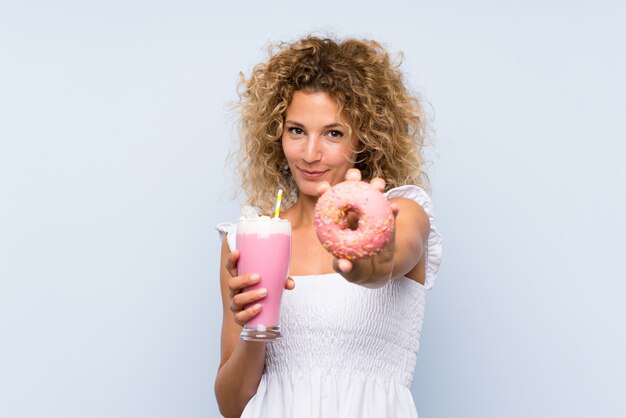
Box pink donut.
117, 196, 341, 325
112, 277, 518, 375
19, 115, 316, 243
314, 181, 394, 260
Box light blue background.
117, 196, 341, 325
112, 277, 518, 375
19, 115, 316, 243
1, 1, 625, 417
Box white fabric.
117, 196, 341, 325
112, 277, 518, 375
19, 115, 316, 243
215, 185, 442, 418
385, 185, 443, 290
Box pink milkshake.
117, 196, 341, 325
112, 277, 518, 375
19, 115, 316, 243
236, 217, 291, 341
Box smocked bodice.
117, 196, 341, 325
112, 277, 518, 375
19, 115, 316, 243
266, 273, 425, 387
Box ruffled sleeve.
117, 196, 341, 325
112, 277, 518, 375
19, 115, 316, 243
385, 185, 443, 290
215, 222, 237, 251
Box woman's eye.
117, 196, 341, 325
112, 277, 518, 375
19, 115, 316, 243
327, 130, 344, 138
288, 127, 304, 135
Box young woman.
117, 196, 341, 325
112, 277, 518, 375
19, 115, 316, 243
215, 36, 442, 418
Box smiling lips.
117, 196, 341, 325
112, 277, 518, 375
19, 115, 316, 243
298, 168, 328, 180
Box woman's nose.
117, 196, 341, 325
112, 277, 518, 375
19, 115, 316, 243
302, 136, 322, 163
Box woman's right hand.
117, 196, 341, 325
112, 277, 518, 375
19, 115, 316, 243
225, 249, 296, 327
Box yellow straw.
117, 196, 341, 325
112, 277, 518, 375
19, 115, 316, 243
273, 189, 283, 219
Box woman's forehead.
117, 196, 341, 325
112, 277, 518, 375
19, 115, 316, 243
285, 90, 352, 126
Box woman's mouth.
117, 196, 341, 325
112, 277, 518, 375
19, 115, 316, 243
298, 168, 328, 180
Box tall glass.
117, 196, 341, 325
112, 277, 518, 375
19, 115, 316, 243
236, 217, 291, 341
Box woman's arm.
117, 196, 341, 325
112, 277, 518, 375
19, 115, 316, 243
214, 239, 267, 418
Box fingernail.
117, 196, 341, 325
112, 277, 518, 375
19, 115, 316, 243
252, 303, 262, 311
250, 274, 260, 282
257, 288, 267, 296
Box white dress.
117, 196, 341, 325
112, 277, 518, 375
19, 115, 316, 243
216, 185, 443, 418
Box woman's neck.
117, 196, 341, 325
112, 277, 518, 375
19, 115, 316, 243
283, 193, 318, 229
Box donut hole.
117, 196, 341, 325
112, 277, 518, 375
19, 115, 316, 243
342, 206, 360, 231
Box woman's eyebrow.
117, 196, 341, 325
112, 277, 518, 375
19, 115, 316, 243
284, 120, 304, 127
284, 120, 345, 130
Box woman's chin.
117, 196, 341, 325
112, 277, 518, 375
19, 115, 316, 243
294, 174, 344, 197
294, 182, 322, 198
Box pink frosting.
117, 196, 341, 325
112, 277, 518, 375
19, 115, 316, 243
314, 181, 394, 260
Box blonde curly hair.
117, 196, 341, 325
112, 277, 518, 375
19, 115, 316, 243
234, 35, 430, 213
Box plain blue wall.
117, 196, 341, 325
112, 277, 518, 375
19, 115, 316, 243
1, 1, 625, 417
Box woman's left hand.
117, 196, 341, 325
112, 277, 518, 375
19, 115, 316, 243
317, 168, 400, 288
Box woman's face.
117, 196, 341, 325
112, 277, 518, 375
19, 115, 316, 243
282, 90, 356, 197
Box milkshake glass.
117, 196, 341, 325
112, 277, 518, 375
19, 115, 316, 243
236, 217, 291, 341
